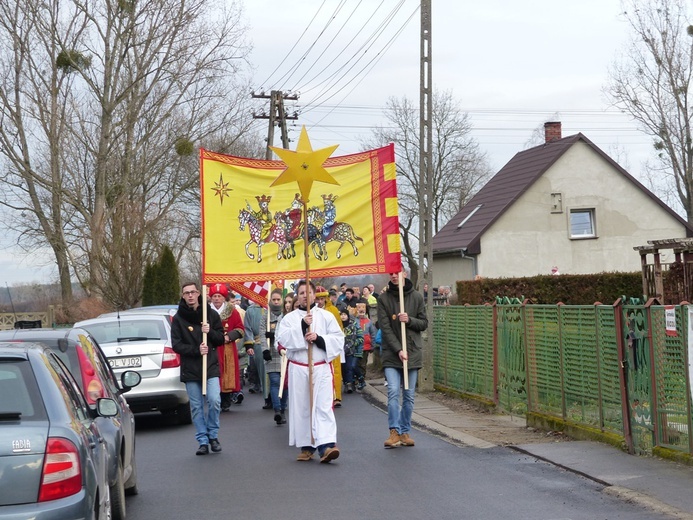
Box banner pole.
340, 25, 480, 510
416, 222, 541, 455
398, 272, 409, 390
202, 285, 208, 396
302, 199, 315, 445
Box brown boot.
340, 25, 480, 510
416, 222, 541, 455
296, 450, 314, 461
399, 433, 415, 447
384, 429, 401, 448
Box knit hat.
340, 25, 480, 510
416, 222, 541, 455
315, 285, 329, 298
208, 283, 228, 298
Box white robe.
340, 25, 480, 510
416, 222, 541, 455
275, 306, 344, 448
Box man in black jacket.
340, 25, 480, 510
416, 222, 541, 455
171, 282, 225, 455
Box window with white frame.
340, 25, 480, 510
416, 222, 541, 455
569, 208, 596, 238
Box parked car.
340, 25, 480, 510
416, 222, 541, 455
75, 313, 192, 424
0, 341, 117, 519
0, 327, 141, 520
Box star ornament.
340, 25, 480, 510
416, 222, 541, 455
212, 173, 232, 205
270, 126, 339, 201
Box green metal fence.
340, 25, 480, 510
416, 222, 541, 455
432, 301, 693, 456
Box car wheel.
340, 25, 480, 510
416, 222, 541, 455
124, 448, 139, 496
177, 402, 192, 425
109, 458, 126, 520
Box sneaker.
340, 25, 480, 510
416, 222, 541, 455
274, 411, 282, 425
262, 401, 273, 410
346, 383, 354, 394
384, 429, 401, 448
383, 380, 388, 387
280, 411, 287, 424
235, 392, 244, 405
209, 439, 222, 453
221, 406, 231, 413
296, 450, 314, 461
196, 444, 209, 456
333, 399, 342, 408
357, 381, 366, 391
399, 433, 415, 447
320, 446, 340, 464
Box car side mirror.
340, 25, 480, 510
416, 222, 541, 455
120, 370, 142, 393
96, 397, 118, 417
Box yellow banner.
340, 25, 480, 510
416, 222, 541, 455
200, 145, 400, 283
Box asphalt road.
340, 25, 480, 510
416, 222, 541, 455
125, 390, 671, 520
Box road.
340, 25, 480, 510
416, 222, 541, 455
125, 390, 671, 520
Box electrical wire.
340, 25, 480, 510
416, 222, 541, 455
269, 0, 349, 91
258, 0, 327, 90
298, 1, 409, 99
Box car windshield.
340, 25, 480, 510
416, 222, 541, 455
83, 319, 166, 344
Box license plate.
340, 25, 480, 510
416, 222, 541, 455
109, 357, 142, 368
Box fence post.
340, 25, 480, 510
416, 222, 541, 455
557, 302, 566, 421
594, 301, 604, 431
522, 298, 532, 414
47, 305, 55, 327
492, 302, 499, 405
614, 298, 634, 454
645, 298, 660, 448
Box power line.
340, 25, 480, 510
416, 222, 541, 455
259, 0, 328, 89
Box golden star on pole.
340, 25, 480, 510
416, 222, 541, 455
269, 126, 339, 201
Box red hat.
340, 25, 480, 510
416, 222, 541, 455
315, 285, 329, 298
208, 283, 228, 298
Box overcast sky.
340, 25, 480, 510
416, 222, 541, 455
3, 0, 661, 285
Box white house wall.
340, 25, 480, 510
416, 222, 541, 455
476, 142, 687, 278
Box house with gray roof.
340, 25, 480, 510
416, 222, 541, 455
431, 122, 693, 290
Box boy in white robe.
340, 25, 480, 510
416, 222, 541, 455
275, 280, 344, 463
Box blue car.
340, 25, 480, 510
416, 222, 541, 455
0, 342, 117, 519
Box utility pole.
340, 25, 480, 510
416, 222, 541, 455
252, 90, 299, 159
418, 0, 434, 392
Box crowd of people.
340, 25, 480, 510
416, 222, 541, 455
170, 273, 429, 463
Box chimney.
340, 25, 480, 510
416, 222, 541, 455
544, 121, 562, 143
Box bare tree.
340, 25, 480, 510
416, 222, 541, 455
0, 0, 255, 308
606, 0, 693, 222
362, 90, 491, 286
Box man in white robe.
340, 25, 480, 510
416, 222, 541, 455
275, 280, 344, 463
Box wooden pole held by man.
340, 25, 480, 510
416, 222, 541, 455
398, 271, 409, 390
202, 285, 208, 395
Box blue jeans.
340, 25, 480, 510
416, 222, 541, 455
185, 377, 221, 445
268, 371, 288, 412
384, 367, 418, 435
301, 443, 335, 457
342, 355, 356, 385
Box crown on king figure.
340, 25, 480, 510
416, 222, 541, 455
256, 194, 272, 204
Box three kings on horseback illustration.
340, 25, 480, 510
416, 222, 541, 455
238, 192, 363, 263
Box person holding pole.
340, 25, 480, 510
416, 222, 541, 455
377, 269, 428, 448
275, 280, 344, 463
262, 288, 288, 425
171, 282, 225, 456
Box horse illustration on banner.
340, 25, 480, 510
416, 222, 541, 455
238, 192, 363, 262
239, 195, 290, 262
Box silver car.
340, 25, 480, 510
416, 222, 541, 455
0, 342, 116, 519
0, 327, 141, 520
75, 313, 192, 425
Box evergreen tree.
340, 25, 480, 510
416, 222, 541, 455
157, 246, 180, 304
141, 263, 157, 306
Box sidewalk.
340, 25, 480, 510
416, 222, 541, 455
363, 378, 693, 519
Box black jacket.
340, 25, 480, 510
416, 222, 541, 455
171, 297, 225, 382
